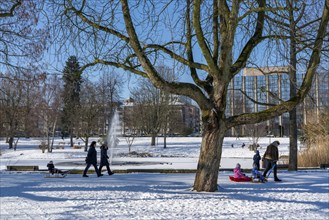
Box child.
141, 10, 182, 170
251, 163, 266, 182
253, 150, 261, 170
47, 161, 67, 176
233, 163, 252, 181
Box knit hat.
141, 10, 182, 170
49, 161, 53, 164
272, 141, 280, 146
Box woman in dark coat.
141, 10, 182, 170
98, 144, 114, 175
83, 141, 102, 177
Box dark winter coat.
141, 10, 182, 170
86, 145, 97, 165
100, 146, 109, 166
47, 163, 55, 172
253, 152, 261, 165
263, 141, 279, 161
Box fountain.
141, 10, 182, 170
57, 108, 169, 169
106, 109, 120, 165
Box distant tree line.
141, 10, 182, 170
0, 55, 123, 151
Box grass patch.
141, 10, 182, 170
298, 110, 329, 167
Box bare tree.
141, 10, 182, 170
0, 1, 48, 71
261, 1, 329, 171
0, 69, 43, 148
98, 69, 123, 135
77, 79, 103, 151
130, 79, 164, 145
37, 73, 62, 152
49, 0, 329, 192
0, 72, 23, 148
130, 65, 177, 146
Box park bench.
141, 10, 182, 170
7, 165, 39, 171
53, 142, 65, 149
73, 145, 83, 149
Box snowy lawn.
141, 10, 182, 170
1, 137, 328, 219
1, 137, 292, 171
0, 171, 328, 220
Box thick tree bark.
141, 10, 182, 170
288, 2, 298, 171
193, 112, 224, 192
289, 108, 298, 170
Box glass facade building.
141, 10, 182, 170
226, 68, 329, 137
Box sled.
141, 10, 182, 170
44, 173, 66, 178
44, 171, 70, 178
251, 177, 266, 183
229, 176, 252, 182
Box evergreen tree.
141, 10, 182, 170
61, 56, 82, 146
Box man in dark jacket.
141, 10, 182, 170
83, 141, 102, 177
262, 140, 281, 181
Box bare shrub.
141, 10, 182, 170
298, 110, 329, 167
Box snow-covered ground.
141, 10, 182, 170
1, 137, 292, 171
1, 137, 328, 219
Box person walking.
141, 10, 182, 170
83, 141, 102, 177
253, 150, 261, 170
262, 140, 281, 182
98, 144, 114, 176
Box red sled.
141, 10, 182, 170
229, 176, 252, 182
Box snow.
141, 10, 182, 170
1, 137, 328, 219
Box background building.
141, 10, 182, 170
121, 96, 200, 136
226, 68, 329, 137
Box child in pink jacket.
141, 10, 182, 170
233, 163, 251, 181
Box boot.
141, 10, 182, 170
82, 174, 89, 177
108, 171, 114, 175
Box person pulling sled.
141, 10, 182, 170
262, 141, 282, 182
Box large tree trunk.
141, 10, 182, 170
8, 137, 14, 149
193, 114, 224, 192
84, 137, 89, 152
151, 133, 156, 146
289, 108, 298, 170
70, 134, 74, 148
49, 116, 58, 153
288, 10, 298, 171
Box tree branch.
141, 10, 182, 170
193, 0, 218, 73
65, 4, 129, 42
226, 0, 329, 128
0, 1, 21, 18
230, 0, 266, 75
121, 0, 213, 111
